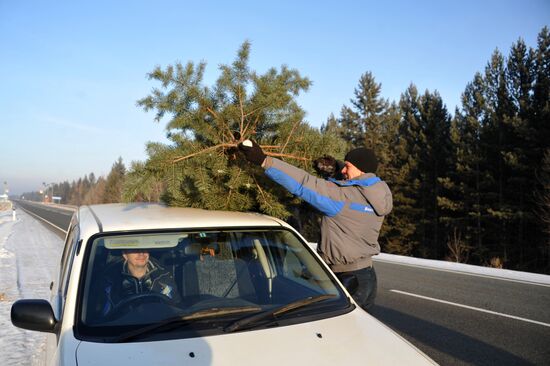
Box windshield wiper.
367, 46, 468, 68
114, 305, 261, 342
224, 294, 336, 333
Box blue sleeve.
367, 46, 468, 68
265, 166, 344, 217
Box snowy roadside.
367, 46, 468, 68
374, 252, 550, 286
306, 244, 550, 286
0, 209, 64, 366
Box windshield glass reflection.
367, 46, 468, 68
79, 229, 348, 337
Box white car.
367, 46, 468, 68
11, 203, 435, 365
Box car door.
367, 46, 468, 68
46, 221, 80, 364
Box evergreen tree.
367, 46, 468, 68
393, 85, 453, 258
331, 72, 403, 252
535, 150, 550, 271
418, 91, 453, 258
320, 113, 340, 135
480, 49, 516, 264
532, 27, 550, 151
69, 179, 84, 206
505, 39, 536, 267
336, 105, 360, 148
123, 160, 165, 203
351, 72, 391, 147
452, 73, 487, 263
129, 41, 346, 220
103, 157, 126, 203
83, 177, 106, 204
532, 28, 550, 271
60, 181, 71, 204
386, 84, 423, 255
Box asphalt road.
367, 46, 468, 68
12, 200, 550, 365
13, 199, 73, 238
371, 261, 550, 365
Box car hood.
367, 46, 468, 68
76, 309, 436, 366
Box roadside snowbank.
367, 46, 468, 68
0, 209, 63, 366
375, 253, 550, 286
307, 244, 550, 286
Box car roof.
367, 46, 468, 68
77, 203, 284, 234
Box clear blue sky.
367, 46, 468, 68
1, 0, 548, 195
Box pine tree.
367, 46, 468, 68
532, 27, 550, 150
320, 113, 340, 135
480, 49, 516, 264
336, 106, 361, 148
103, 157, 126, 203
83, 177, 106, 204
535, 150, 550, 271
330, 73, 404, 252
528, 27, 550, 270
123, 160, 165, 203
452, 72, 487, 263
128, 41, 346, 220
392, 85, 453, 258
419, 91, 453, 258
69, 179, 84, 206
505, 39, 536, 267
386, 84, 423, 255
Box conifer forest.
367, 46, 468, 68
24, 27, 550, 274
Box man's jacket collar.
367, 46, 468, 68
328, 173, 381, 187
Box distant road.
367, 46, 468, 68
13, 200, 550, 365
13, 199, 73, 238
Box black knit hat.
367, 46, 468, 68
344, 147, 378, 173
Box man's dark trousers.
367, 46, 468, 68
337, 266, 377, 312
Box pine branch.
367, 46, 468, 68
172, 144, 309, 163
239, 86, 245, 134
242, 113, 261, 138
243, 106, 264, 118
280, 118, 301, 154
267, 152, 310, 161
225, 167, 243, 208
172, 144, 234, 163
252, 175, 273, 210
242, 101, 274, 137
206, 106, 234, 141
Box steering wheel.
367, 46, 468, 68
109, 293, 174, 318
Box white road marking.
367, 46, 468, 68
18, 206, 68, 234
390, 289, 550, 328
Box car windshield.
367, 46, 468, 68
77, 228, 349, 340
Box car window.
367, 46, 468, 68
77, 229, 349, 340
58, 225, 79, 297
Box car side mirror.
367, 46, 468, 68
11, 299, 57, 333
339, 274, 358, 296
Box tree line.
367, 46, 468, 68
22, 158, 127, 205
23, 28, 550, 274
324, 28, 550, 273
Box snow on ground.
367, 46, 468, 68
0, 209, 64, 366
375, 253, 550, 285
307, 243, 550, 285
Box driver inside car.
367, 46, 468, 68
101, 249, 181, 316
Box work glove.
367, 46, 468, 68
238, 140, 266, 166
313, 155, 345, 180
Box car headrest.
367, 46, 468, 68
183, 243, 202, 256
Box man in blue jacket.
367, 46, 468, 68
239, 141, 392, 311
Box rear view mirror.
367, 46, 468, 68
11, 299, 57, 333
